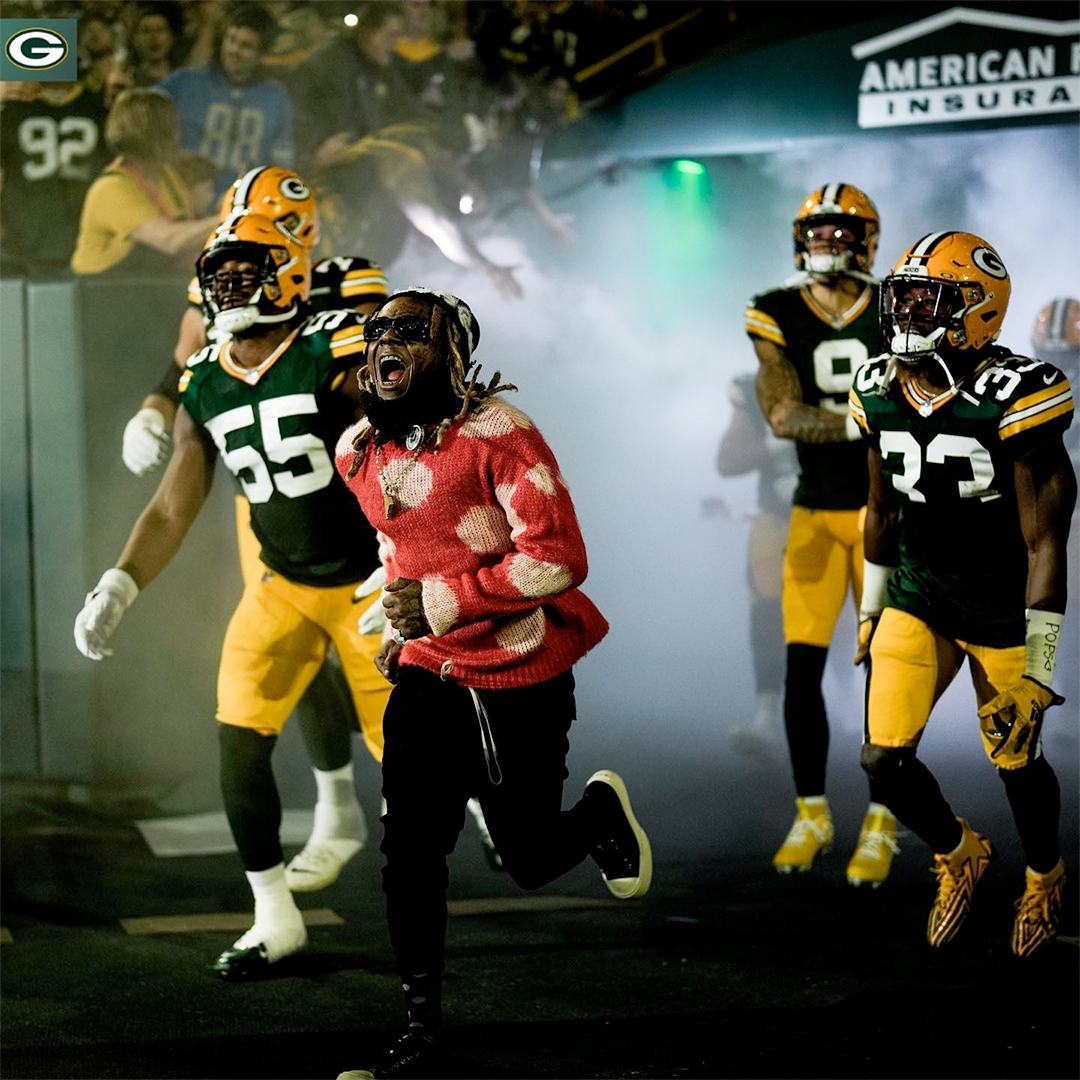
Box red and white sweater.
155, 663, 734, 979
335, 398, 609, 689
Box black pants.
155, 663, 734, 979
380, 664, 593, 978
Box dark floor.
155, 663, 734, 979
2, 727, 1078, 1080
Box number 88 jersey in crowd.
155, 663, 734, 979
178, 308, 378, 586
849, 348, 1074, 647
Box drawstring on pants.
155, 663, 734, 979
468, 687, 503, 786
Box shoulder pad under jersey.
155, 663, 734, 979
185, 343, 216, 368
971, 352, 1074, 443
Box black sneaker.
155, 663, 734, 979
583, 770, 652, 899
336, 1030, 441, 1079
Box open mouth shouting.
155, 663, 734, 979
374, 348, 412, 396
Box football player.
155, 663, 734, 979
747, 183, 899, 886
716, 372, 797, 758
849, 232, 1075, 956
74, 215, 391, 977
117, 167, 387, 896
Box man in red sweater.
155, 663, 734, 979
333, 288, 652, 1079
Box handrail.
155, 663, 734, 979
573, 7, 704, 84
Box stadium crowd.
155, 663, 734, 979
0, 0, 704, 285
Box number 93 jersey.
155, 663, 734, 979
849, 349, 1074, 646
179, 308, 379, 586
745, 283, 880, 509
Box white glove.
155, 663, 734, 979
74, 569, 139, 660
354, 565, 387, 636
122, 408, 170, 477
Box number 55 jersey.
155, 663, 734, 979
179, 309, 378, 585
849, 349, 1074, 646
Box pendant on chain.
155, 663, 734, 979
405, 425, 424, 451
383, 487, 397, 519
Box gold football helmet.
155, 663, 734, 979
218, 166, 320, 250
793, 183, 880, 276
197, 212, 311, 334
882, 231, 1010, 365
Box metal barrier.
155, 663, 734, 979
574, 7, 704, 86
1, 276, 239, 800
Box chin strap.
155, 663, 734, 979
783, 268, 878, 289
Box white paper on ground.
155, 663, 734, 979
135, 809, 314, 857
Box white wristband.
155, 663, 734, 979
97, 567, 139, 608
1024, 608, 1064, 683
844, 413, 863, 441
859, 560, 896, 620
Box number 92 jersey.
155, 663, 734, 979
849, 349, 1074, 646
745, 283, 880, 509
179, 308, 379, 586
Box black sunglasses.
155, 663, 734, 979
364, 315, 430, 343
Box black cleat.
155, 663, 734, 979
212, 942, 272, 981
336, 1030, 442, 1079
583, 769, 652, 899
210, 920, 307, 980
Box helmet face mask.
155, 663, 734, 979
882, 232, 1010, 372
197, 213, 310, 334
883, 277, 977, 364
793, 184, 880, 277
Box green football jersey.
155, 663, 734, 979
849, 348, 1074, 647
179, 309, 378, 586
745, 282, 881, 509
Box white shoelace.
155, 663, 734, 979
854, 829, 900, 862
785, 816, 831, 845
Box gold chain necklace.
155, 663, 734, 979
374, 425, 431, 520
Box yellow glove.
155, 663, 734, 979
977, 676, 1064, 768
854, 616, 878, 667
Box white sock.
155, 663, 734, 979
866, 802, 895, 820
245, 864, 300, 922
310, 764, 366, 844
800, 795, 828, 808
239, 864, 305, 959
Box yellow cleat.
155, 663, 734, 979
927, 817, 992, 948
1011, 858, 1066, 958
773, 797, 833, 874
846, 803, 900, 888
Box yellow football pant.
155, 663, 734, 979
219, 497, 388, 761
782, 506, 865, 647
866, 607, 1027, 767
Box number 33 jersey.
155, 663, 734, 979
745, 283, 881, 510
849, 349, 1074, 646
179, 309, 379, 586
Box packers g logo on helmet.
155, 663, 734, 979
279, 176, 310, 201
218, 166, 320, 250
882, 231, 1011, 362
793, 183, 880, 276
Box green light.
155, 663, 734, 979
673, 159, 706, 176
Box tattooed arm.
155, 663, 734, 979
752, 337, 851, 444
